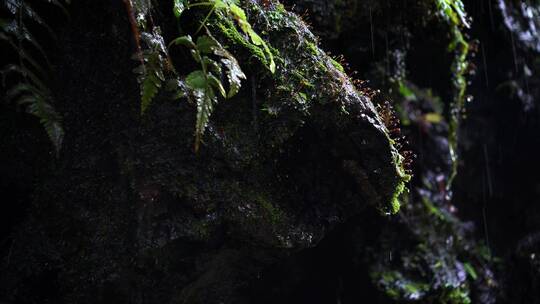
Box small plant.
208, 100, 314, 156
376, 101, 415, 177
170, 33, 245, 151
170, 0, 278, 151
0, 0, 69, 155
132, 28, 171, 115
128, 0, 274, 151
174, 0, 275, 73
434, 0, 471, 185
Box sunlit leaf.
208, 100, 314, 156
221, 58, 245, 97
173, 0, 187, 18
169, 35, 195, 49
196, 35, 218, 54
186, 70, 207, 90
208, 74, 226, 97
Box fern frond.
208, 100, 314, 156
185, 70, 217, 152
22, 93, 64, 154
171, 32, 246, 151
140, 64, 162, 114
1, 64, 48, 91
1, 19, 49, 60
134, 49, 166, 114
0, 0, 69, 155
132, 27, 171, 115
21, 2, 56, 37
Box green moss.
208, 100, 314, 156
389, 181, 405, 214
306, 41, 319, 56
216, 18, 271, 70
434, 0, 471, 187
440, 287, 472, 304
375, 271, 430, 300
317, 61, 328, 72
329, 57, 345, 73
385, 147, 412, 215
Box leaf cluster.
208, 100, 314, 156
0, 0, 69, 155
171, 0, 277, 151
133, 28, 171, 115
170, 33, 245, 151
130, 0, 275, 151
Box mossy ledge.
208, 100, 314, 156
209, 0, 410, 215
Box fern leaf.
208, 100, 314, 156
141, 72, 160, 114
25, 94, 64, 154
196, 35, 218, 54
193, 87, 216, 152
20, 2, 56, 38
186, 70, 218, 151
43, 118, 64, 155
1, 0, 67, 155
135, 50, 165, 115
0, 34, 49, 75
4, 0, 21, 14
221, 57, 245, 97
197, 32, 246, 97
185, 70, 207, 89
135, 29, 170, 114
6, 83, 39, 102
169, 35, 196, 49
1, 20, 48, 60
1, 64, 48, 91
16, 92, 64, 154
208, 73, 226, 97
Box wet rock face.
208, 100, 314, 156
498, 0, 540, 53
0, 0, 405, 303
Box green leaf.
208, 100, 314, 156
229, 3, 251, 33
21, 3, 56, 38
246, 29, 275, 73
169, 35, 195, 49
196, 35, 218, 54
16, 90, 64, 155
229, 3, 247, 21
200, 33, 246, 97
141, 72, 160, 114
463, 262, 478, 280
211, 0, 228, 10
190, 49, 202, 63
202, 56, 222, 74
221, 58, 245, 97
1, 64, 48, 91
6, 83, 39, 102
268, 54, 276, 73
186, 70, 207, 90
193, 86, 217, 152
173, 0, 187, 18
208, 74, 226, 97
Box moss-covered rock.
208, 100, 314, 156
0, 0, 410, 303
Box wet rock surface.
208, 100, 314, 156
1, 0, 404, 303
